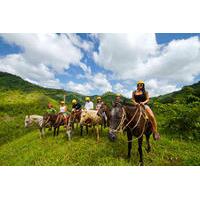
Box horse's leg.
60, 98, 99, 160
57, 126, 60, 136
66, 128, 71, 140
138, 136, 144, 166
127, 131, 132, 161
76, 122, 78, 130
42, 127, 45, 138
80, 124, 83, 136
71, 122, 74, 134
86, 125, 89, 135
53, 127, 56, 137
96, 126, 100, 142
145, 133, 151, 153
39, 128, 42, 139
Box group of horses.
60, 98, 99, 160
24, 102, 154, 165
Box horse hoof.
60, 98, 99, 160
139, 161, 144, 166
108, 133, 116, 142
146, 147, 151, 153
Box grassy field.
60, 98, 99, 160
0, 72, 200, 166
1, 125, 200, 166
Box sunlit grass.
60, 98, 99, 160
1, 125, 200, 166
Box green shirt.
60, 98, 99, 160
46, 108, 57, 114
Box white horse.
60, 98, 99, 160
24, 115, 46, 138
80, 110, 102, 142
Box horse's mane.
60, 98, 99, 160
122, 102, 136, 107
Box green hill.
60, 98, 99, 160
0, 72, 200, 166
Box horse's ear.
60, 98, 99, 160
28, 115, 30, 118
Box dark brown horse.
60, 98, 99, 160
43, 113, 71, 139
67, 109, 89, 136
97, 103, 111, 127
108, 102, 152, 165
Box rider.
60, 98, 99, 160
96, 96, 107, 127
46, 103, 57, 114
115, 93, 123, 104
59, 101, 69, 123
84, 97, 94, 110
71, 99, 82, 111
96, 96, 103, 110
132, 80, 160, 140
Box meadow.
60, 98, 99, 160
0, 72, 200, 166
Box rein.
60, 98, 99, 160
110, 105, 148, 142
109, 107, 126, 133
43, 115, 51, 127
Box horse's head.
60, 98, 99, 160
97, 103, 106, 117
24, 115, 32, 128
109, 103, 125, 140
80, 110, 89, 125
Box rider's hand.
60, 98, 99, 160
140, 102, 145, 106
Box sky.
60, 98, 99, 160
0, 33, 200, 97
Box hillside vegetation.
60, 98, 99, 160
0, 72, 200, 166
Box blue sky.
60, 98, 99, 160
0, 33, 200, 97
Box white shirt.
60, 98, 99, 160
60, 106, 66, 113
84, 101, 94, 110
96, 102, 103, 110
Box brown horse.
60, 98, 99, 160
67, 109, 89, 136
97, 103, 111, 127
43, 113, 71, 139
108, 102, 152, 165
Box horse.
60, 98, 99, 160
43, 113, 71, 140
80, 110, 102, 142
97, 103, 111, 127
24, 115, 47, 138
109, 102, 152, 165
67, 109, 91, 136
67, 109, 82, 133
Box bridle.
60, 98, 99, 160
110, 105, 148, 141
109, 106, 126, 133
42, 115, 51, 127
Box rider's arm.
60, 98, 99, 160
142, 91, 149, 104
131, 91, 138, 105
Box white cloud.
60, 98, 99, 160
0, 33, 83, 73
0, 33, 92, 89
113, 83, 132, 98
66, 81, 93, 95
93, 33, 200, 96
0, 54, 62, 89
92, 73, 112, 93
66, 34, 94, 52
145, 79, 181, 97
66, 61, 113, 95
66, 71, 112, 95
93, 33, 158, 80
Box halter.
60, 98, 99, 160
110, 105, 148, 141
109, 107, 126, 133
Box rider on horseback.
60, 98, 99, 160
132, 80, 160, 140
72, 99, 82, 111
96, 96, 107, 127
84, 97, 94, 110
59, 101, 70, 123
46, 103, 57, 114
115, 93, 123, 104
